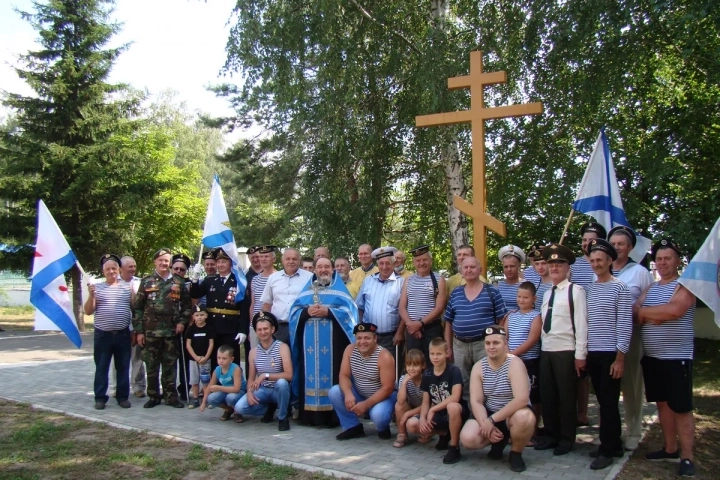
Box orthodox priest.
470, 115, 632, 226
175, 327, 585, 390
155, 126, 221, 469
289, 257, 358, 426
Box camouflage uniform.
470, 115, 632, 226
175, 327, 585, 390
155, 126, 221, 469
133, 272, 191, 403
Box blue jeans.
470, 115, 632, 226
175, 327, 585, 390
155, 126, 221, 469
328, 384, 397, 432
94, 328, 131, 402
207, 390, 245, 409
235, 379, 290, 420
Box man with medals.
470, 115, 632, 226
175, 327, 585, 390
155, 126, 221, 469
288, 257, 358, 426
190, 248, 248, 371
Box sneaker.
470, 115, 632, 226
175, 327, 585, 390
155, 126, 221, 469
167, 399, 184, 409
377, 429, 391, 440
261, 404, 277, 423
534, 438, 559, 450
508, 451, 526, 473
553, 445, 571, 456
624, 435, 640, 451
644, 448, 681, 462
336, 424, 365, 440
590, 454, 614, 470
143, 398, 162, 408
443, 446, 461, 464
188, 398, 200, 409
488, 437, 509, 460
94, 401, 106, 410
117, 400, 131, 409
435, 433, 450, 450
278, 418, 290, 431
590, 448, 623, 458
678, 459, 696, 477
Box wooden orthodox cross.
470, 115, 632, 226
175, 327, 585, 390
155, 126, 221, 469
416, 51, 543, 266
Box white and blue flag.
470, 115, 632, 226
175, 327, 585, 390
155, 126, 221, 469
31, 200, 82, 348
202, 175, 246, 301
679, 217, 720, 327
573, 129, 652, 262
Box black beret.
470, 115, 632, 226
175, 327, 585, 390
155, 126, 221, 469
410, 245, 430, 257
202, 249, 216, 260
542, 243, 576, 265
252, 311, 279, 331
153, 248, 172, 260
651, 238, 682, 261
580, 222, 607, 240
353, 323, 378, 334
100, 254, 122, 269
193, 304, 207, 314
256, 245, 277, 254
587, 238, 618, 261
171, 253, 191, 269
608, 226, 637, 248
527, 242, 546, 261
246, 246, 258, 255
215, 248, 231, 261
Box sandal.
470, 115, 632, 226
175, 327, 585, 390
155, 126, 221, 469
234, 414, 244, 424
220, 410, 233, 421
418, 433, 433, 444
393, 433, 407, 448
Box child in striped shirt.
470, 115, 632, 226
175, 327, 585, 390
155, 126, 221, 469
502, 282, 542, 438
393, 349, 426, 447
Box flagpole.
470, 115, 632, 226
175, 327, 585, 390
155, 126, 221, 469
197, 244, 204, 266
558, 207, 575, 245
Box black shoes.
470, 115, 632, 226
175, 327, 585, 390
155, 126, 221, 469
143, 398, 162, 408
553, 445, 572, 456
590, 454, 614, 470
443, 445, 461, 464
377, 429, 391, 440
644, 448, 681, 462
534, 438, 559, 451
435, 433, 450, 450
508, 451, 526, 472
336, 424, 366, 440
117, 400, 131, 409
261, 404, 277, 423
488, 437, 509, 460
678, 459, 696, 477
590, 448, 623, 458
167, 399, 184, 408
278, 418, 290, 431
94, 401, 106, 410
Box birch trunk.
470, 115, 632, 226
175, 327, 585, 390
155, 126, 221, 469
72, 264, 85, 331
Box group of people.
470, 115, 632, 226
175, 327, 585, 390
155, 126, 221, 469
86, 221, 698, 477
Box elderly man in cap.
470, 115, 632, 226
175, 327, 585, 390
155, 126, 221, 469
347, 244, 379, 298
584, 239, 633, 469
190, 248, 248, 371
249, 246, 278, 324
608, 225, 654, 450
86, 254, 134, 410
172, 253, 193, 400
394, 250, 413, 279
246, 246, 262, 279
133, 249, 192, 408
635, 239, 697, 477
497, 245, 525, 310
571, 222, 606, 427
356, 246, 406, 358
460, 325, 535, 472
399, 245, 447, 361
446, 245, 488, 296
329, 322, 397, 440
534, 243, 588, 455
444, 256, 508, 390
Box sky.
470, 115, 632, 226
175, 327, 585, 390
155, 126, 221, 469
0, 0, 240, 120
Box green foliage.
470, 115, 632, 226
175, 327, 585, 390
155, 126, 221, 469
213, 0, 719, 270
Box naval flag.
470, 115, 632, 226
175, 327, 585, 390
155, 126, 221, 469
679, 217, 720, 327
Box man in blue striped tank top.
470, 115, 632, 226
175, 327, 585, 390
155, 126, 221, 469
460, 326, 535, 472
329, 323, 397, 440
235, 312, 293, 431
635, 239, 697, 477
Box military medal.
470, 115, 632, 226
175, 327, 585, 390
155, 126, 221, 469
226, 287, 236, 303
170, 281, 181, 301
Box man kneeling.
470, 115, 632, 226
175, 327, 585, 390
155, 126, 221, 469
460, 326, 535, 472
329, 323, 397, 440
235, 312, 292, 431
406, 338, 469, 464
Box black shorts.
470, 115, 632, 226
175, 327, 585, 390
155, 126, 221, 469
486, 408, 511, 442
641, 356, 693, 414
418, 402, 470, 432
522, 358, 541, 405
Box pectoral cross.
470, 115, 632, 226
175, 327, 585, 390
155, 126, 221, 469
310, 280, 328, 306
416, 51, 543, 265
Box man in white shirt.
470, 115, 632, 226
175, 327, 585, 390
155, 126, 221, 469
534, 244, 588, 456
261, 248, 313, 344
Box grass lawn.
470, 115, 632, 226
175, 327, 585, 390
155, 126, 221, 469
617, 338, 720, 479
0, 306, 93, 331
0, 400, 335, 480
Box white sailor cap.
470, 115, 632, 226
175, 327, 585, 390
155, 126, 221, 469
371, 246, 398, 260
498, 245, 525, 263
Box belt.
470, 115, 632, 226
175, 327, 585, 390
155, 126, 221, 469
377, 330, 397, 337
454, 334, 485, 343
207, 307, 240, 315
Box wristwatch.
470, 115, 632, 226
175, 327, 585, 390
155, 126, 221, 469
488, 415, 496, 425
264, 373, 270, 380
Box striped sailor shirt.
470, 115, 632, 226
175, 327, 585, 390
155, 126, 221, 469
641, 280, 696, 360
93, 281, 133, 331
585, 278, 633, 353
570, 256, 596, 288
497, 281, 520, 311
406, 272, 441, 321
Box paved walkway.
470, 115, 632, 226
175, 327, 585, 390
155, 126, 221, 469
0, 341, 656, 480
